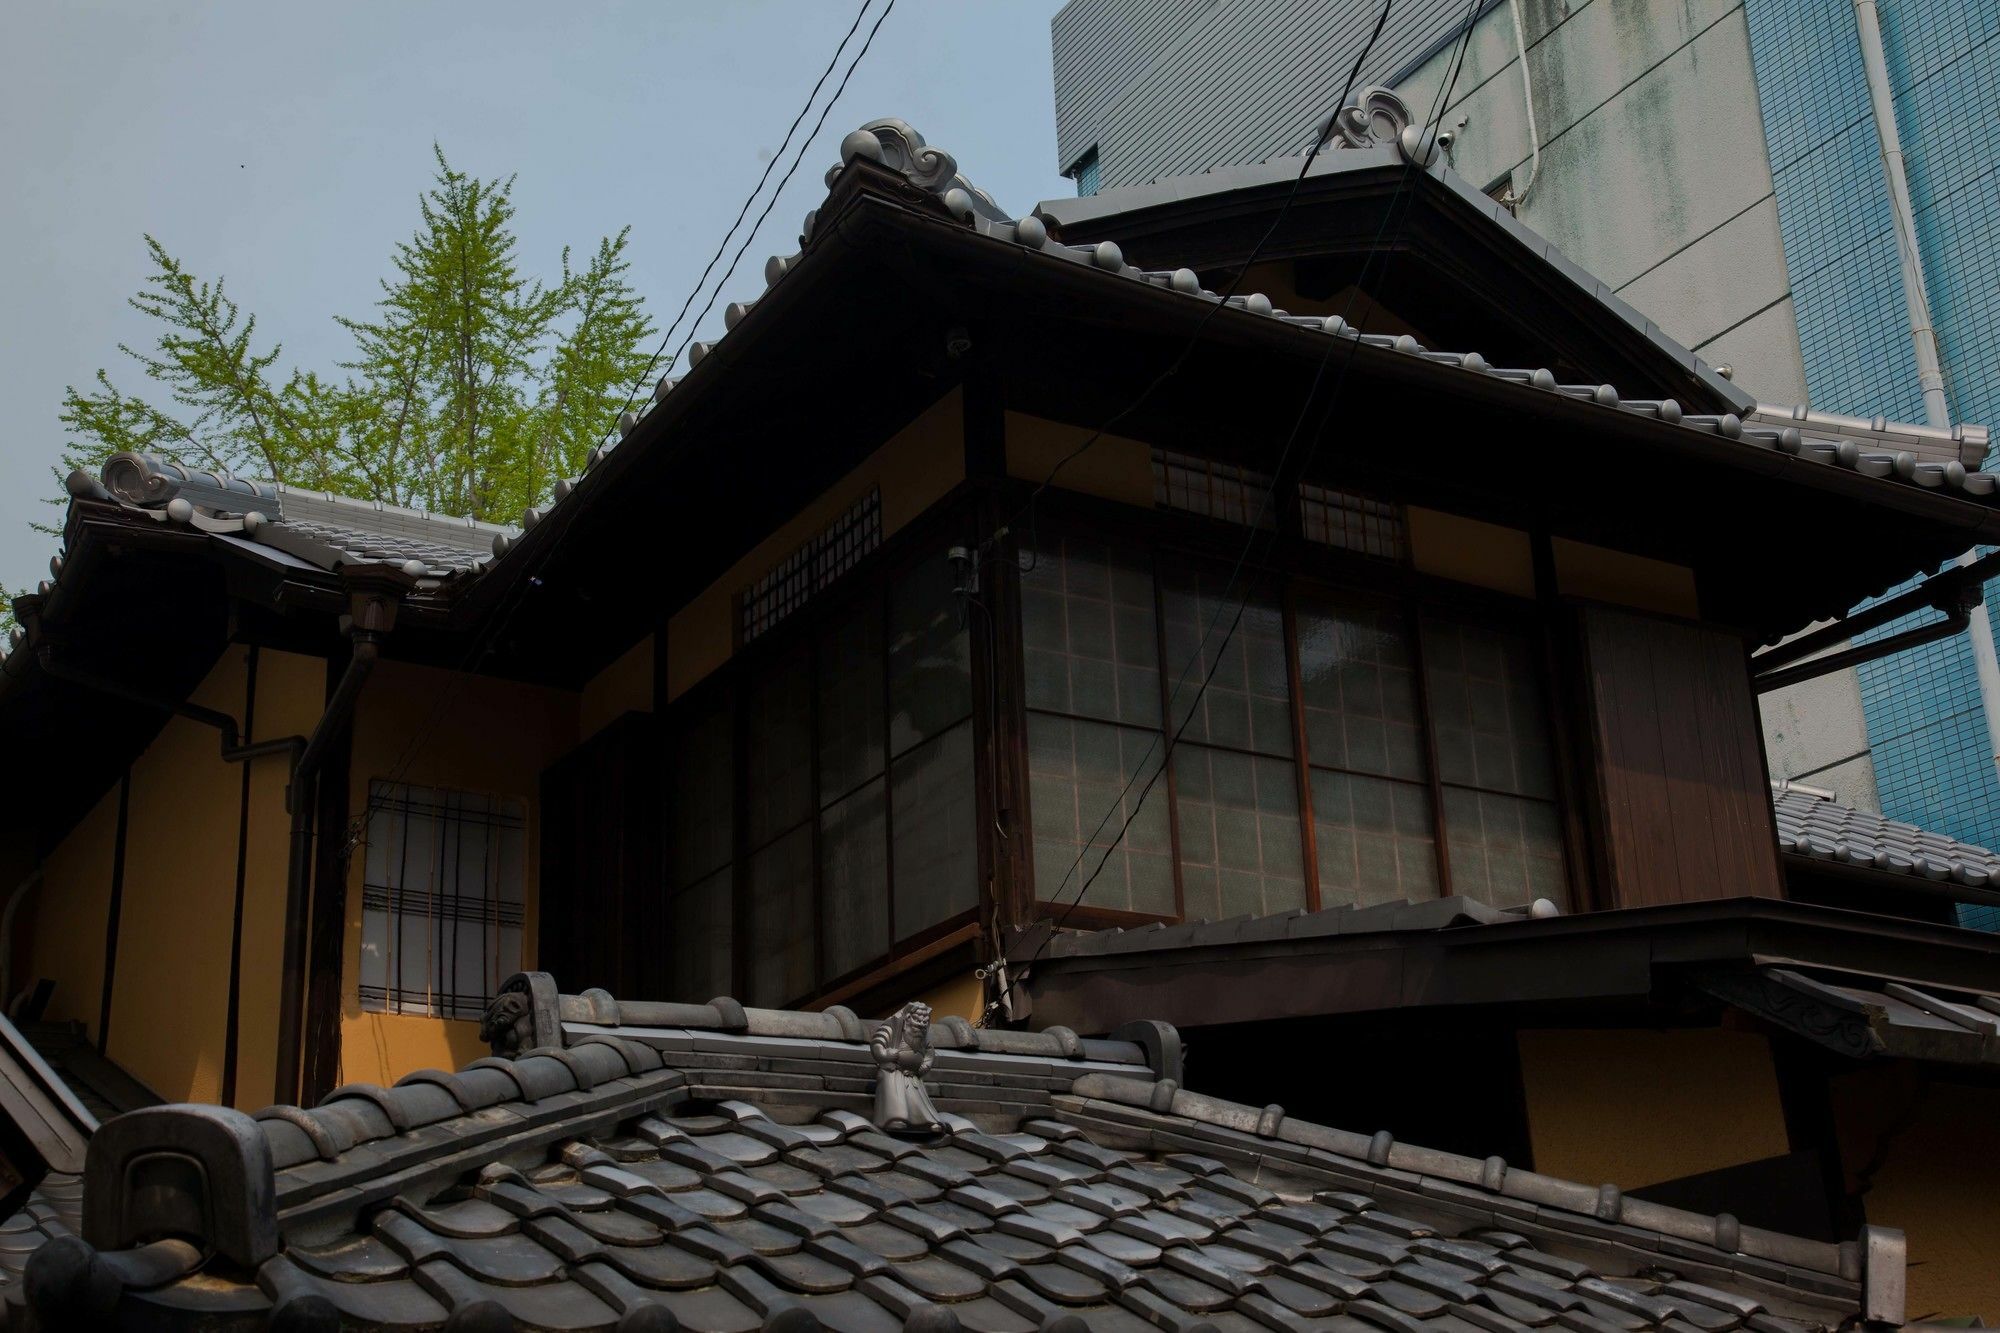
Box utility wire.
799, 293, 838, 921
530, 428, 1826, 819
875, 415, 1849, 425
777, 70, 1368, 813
602, 0, 877, 448
1012, 0, 1488, 986
346, 0, 898, 851
984, 0, 1400, 573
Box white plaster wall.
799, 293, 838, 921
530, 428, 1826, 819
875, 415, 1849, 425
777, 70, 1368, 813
1397, 0, 1877, 811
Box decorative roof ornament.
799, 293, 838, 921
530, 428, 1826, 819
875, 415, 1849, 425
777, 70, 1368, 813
869, 1000, 943, 1136
837, 117, 1010, 223
101, 451, 279, 512
1321, 86, 1414, 150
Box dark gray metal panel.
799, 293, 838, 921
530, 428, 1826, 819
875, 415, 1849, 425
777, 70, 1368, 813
1051, 0, 1210, 174
1053, 0, 1481, 189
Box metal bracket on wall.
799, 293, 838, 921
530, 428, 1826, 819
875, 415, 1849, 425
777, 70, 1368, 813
1751, 549, 2000, 693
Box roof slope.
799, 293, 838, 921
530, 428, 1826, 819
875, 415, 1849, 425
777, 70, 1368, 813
7, 977, 1900, 1330
1773, 783, 2000, 889
11, 100, 1995, 678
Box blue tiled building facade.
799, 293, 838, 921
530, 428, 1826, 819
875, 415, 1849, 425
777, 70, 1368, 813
1744, 0, 2000, 928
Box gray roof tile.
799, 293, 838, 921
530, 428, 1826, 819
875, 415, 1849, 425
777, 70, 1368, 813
1773, 782, 2000, 887
9, 977, 1890, 1330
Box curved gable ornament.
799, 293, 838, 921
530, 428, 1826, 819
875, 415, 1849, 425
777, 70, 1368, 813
1323, 86, 1414, 149
836, 118, 1010, 223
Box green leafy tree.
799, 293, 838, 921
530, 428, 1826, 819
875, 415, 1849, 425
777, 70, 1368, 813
43, 146, 655, 537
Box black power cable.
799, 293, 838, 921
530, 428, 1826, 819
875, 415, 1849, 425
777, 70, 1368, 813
602, 0, 879, 449
985, 0, 1401, 576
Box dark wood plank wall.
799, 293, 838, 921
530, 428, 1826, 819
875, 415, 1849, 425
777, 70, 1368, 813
538, 711, 663, 997
1581, 607, 1783, 906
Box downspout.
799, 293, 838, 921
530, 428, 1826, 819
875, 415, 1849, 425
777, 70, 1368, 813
272, 587, 395, 1107
1502, 0, 1541, 209
1854, 0, 2000, 779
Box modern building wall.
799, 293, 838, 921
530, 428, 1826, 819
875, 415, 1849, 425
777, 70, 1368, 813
1051, 0, 1486, 190
1743, 1, 2000, 933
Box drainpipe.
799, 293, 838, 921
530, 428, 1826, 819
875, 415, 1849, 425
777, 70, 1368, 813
272, 586, 395, 1107
1854, 0, 2000, 778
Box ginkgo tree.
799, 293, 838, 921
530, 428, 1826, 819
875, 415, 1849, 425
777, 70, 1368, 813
42, 145, 656, 537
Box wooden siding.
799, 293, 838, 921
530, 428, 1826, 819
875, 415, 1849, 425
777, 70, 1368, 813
1582, 607, 1781, 906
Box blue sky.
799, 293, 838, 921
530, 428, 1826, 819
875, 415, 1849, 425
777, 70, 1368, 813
0, 0, 1071, 596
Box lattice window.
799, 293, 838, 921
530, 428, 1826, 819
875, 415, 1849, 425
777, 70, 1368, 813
1152, 449, 1276, 528
1299, 484, 1407, 561
359, 782, 526, 1020
741, 489, 882, 643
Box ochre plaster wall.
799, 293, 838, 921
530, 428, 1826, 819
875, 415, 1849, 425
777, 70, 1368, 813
1407, 508, 1535, 599
1003, 412, 1156, 510
22, 781, 120, 1043
1831, 1066, 1999, 1322
232, 649, 328, 1107
22, 647, 326, 1109
579, 634, 654, 745
1553, 537, 1700, 618
1518, 1028, 1790, 1188
665, 387, 966, 703
338, 659, 579, 1089
913, 971, 983, 1025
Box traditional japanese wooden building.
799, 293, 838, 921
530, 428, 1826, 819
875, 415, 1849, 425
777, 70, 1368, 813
2, 98, 1997, 1318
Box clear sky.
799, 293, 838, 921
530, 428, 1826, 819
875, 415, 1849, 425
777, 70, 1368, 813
0, 0, 1072, 597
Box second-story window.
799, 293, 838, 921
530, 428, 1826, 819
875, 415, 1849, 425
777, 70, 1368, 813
1023, 524, 1568, 919
664, 546, 976, 1007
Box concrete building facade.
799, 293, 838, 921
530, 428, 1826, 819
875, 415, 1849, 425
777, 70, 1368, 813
1051, 0, 2000, 925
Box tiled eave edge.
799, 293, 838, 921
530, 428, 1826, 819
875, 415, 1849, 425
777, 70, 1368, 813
1055, 1074, 1871, 1320
266, 1020, 1154, 1242
272, 1066, 692, 1240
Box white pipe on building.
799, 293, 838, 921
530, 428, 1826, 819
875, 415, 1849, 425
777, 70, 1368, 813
1854, 0, 2000, 777
1505, 0, 1541, 207
1854, 0, 1948, 426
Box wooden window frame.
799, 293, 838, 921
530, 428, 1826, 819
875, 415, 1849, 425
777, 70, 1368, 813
1017, 487, 1583, 923
662, 499, 984, 1008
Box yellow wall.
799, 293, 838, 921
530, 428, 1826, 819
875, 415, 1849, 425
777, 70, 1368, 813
1004, 412, 1157, 510
23, 648, 326, 1110
1408, 508, 1536, 599
579, 633, 654, 744
232, 650, 327, 1108
665, 387, 967, 703
914, 971, 983, 1024
23, 781, 121, 1043
338, 659, 578, 1088
1831, 1066, 2000, 1322
1518, 1028, 1790, 1187
1553, 537, 1700, 618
